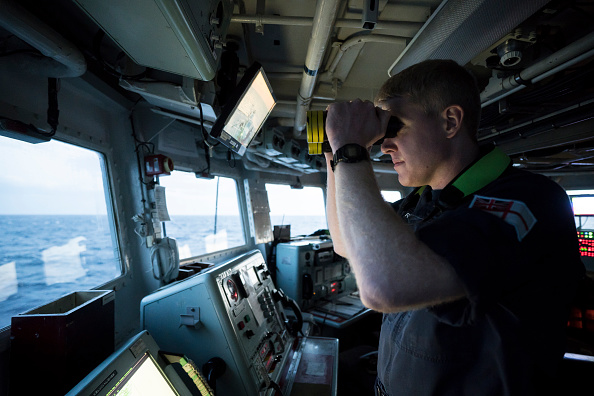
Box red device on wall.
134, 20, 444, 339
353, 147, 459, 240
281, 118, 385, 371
145, 154, 174, 176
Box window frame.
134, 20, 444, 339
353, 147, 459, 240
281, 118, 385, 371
380, 190, 403, 203
265, 183, 328, 238
158, 172, 251, 260
567, 190, 594, 230
0, 135, 125, 331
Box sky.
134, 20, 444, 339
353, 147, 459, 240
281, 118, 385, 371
160, 171, 328, 216
266, 183, 326, 216
3, 134, 591, 217
0, 135, 328, 216
159, 170, 242, 216
0, 136, 108, 215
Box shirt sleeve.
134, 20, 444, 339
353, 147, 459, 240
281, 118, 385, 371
414, 176, 583, 327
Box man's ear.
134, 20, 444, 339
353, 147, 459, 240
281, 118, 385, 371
442, 105, 464, 138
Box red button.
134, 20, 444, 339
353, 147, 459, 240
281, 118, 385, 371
238, 321, 245, 330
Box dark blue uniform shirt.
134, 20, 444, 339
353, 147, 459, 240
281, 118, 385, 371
376, 156, 584, 396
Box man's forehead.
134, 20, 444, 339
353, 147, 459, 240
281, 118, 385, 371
377, 95, 417, 111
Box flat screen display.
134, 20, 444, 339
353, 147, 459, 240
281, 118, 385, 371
66, 331, 189, 396
572, 196, 594, 216
106, 353, 177, 396
210, 62, 275, 156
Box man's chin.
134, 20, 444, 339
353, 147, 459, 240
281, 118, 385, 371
397, 175, 423, 189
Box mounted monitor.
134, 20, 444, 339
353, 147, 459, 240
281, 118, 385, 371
210, 62, 276, 156
66, 330, 211, 396
572, 195, 594, 216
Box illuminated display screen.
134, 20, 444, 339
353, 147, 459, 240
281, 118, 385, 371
210, 62, 276, 156
573, 196, 594, 216
107, 353, 177, 396
223, 71, 274, 145
578, 231, 594, 258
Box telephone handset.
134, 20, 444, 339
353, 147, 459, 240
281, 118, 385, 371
302, 273, 314, 300
273, 288, 304, 337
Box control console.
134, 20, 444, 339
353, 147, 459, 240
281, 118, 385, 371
141, 250, 292, 395
275, 238, 356, 310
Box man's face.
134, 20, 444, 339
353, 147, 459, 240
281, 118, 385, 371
379, 96, 451, 188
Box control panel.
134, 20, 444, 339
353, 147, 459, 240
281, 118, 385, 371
215, 257, 289, 386
578, 230, 594, 271
275, 238, 356, 309
578, 230, 594, 258
141, 250, 292, 395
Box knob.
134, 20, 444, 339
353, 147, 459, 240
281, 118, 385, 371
202, 357, 226, 393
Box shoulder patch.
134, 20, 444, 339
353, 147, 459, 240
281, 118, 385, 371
469, 195, 537, 241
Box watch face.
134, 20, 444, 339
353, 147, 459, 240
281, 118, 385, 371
344, 144, 365, 160
332, 144, 368, 171
345, 145, 360, 158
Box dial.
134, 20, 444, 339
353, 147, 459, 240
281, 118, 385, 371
226, 278, 239, 302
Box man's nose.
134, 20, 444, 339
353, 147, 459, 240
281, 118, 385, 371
381, 138, 397, 154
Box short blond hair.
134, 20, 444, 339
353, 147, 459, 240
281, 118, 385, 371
376, 59, 481, 137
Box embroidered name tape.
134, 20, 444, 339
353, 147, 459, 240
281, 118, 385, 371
469, 195, 537, 241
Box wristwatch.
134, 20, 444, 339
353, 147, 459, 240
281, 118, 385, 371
330, 144, 370, 172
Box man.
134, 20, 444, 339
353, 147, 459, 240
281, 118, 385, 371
324, 59, 584, 395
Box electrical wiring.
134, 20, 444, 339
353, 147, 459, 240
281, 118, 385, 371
46, 77, 59, 137
150, 237, 179, 283
92, 30, 148, 81
130, 114, 155, 187
479, 60, 594, 137
196, 102, 221, 175
267, 380, 283, 395
0, 48, 40, 57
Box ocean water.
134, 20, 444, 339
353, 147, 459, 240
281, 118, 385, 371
0, 214, 327, 328
165, 215, 247, 258
0, 215, 119, 328
269, 214, 329, 237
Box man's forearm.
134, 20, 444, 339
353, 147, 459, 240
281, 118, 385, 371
333, 161, 465, 312
325, 153, 348, 257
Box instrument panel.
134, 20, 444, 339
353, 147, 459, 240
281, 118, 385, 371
141, 250, 293, 395
275, 238, 355, 309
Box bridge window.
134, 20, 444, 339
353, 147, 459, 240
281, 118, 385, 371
568, 190, 594, 230
266, 184, 327, 238
381, 190, 402, 202
0, 136, 121, 329
159, 172, 245, 258
568, 190, 594, 270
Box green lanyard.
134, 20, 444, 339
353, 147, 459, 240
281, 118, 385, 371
412, 146, 511, 206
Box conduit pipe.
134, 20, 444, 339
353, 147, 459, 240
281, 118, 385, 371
245, 152, 271, 168
324, 34, 408, 78
481, 31, 594, 107
0, 0, 87, 77
293, 0, 341, 138
243, 154, 305, 176
231, 15, 423, 37
270, 102, 328, 118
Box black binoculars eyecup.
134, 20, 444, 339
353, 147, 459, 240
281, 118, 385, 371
374, 116, 403, 145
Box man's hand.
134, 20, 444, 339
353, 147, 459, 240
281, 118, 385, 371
325, 99, 391, 153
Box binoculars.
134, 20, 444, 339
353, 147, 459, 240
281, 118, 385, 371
306, 110, 403, 155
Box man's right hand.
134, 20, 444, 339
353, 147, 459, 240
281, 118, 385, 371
325, 99, 391, 153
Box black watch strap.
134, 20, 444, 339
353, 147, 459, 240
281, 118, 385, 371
330, 144, 370, 172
